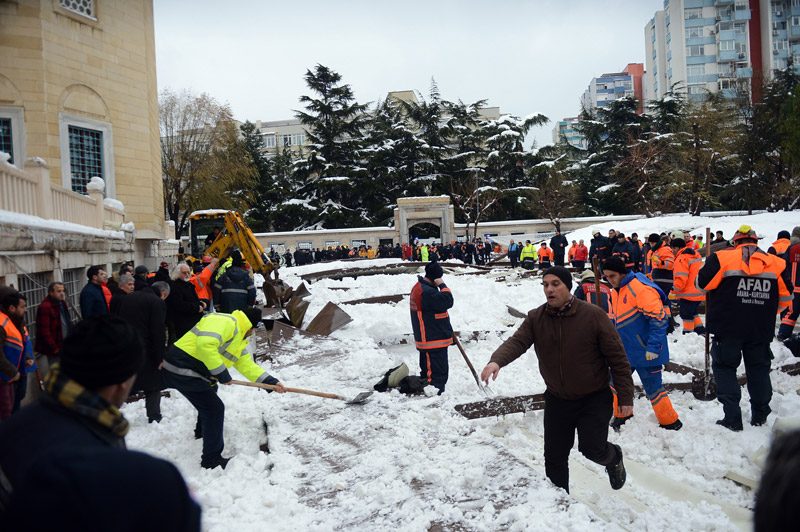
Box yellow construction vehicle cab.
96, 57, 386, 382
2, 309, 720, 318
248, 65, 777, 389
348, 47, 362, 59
188, 209, 291, 307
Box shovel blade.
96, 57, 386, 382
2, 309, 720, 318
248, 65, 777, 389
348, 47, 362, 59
346, 391, 373, 405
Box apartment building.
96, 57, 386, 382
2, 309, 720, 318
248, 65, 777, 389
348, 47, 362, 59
644, 0, 800, 104
580, 64, 644, 113
551, 117, 588, 149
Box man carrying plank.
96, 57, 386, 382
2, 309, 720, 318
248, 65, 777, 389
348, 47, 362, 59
480, 266, 634, 494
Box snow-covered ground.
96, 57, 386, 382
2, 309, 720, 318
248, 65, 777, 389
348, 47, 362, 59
125, 211, 799, 531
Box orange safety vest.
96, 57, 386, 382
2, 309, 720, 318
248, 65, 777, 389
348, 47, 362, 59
101, 283, 112, 309
538, 247, 554, 261
770, 238, 791, 256
567, 246, 576, 260
190, 264, 215, 301
672, 246, 704, 301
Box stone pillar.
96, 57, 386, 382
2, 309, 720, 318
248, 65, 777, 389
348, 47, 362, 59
25, 157, 52, 219
86, 176, 106, 229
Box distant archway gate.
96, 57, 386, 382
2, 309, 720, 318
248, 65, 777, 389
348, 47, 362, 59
394, 196, 455, 244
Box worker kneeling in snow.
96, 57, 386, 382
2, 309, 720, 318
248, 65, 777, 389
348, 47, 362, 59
162, 308, 285, 470
603, 257, 682, 431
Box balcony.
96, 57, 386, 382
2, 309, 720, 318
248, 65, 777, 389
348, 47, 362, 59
791, 25, 800, 41
0, 157, 126, 233
793, 4, 800, 16
718, 49, 740, 62
736, 67, 753, 78
734, 8, 751, 21
714, 0, 734, 4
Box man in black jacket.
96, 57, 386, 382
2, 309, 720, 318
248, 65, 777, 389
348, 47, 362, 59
213, 250, 256, 314
166, 263, 204, 343
118, 281, 169, 423
79, 266, 109, 320
550, 231, 569, 267
133, 265, 150, 291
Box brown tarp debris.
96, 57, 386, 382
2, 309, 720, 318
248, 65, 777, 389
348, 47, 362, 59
341, 294, 406, 305
305, 302, 353, 336
286, 296, 311, 328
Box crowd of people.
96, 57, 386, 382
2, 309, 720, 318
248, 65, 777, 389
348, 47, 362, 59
0, 221, 798, 527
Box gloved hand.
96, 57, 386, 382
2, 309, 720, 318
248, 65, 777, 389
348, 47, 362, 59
260, 375, 281, 393
645, 351, 659, 361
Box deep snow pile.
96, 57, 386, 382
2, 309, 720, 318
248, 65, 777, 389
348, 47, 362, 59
125, 227, 798, 530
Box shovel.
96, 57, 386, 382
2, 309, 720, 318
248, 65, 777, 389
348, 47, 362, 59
453, 334, 494, 397
694, 227, 717, 401
229, 379, 373, 405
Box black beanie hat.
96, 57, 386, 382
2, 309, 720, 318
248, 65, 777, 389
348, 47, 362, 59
543, 266, 573, 290
778, 230, 791, 240
425, 261, 444, 280
230, 249, 244, 267
648, 233, 660, 244
134, 265, 149, 276
60, 316, 144, 390
602, 257, 627, 275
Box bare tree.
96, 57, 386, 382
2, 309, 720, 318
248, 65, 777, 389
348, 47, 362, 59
160, 89, 255, 238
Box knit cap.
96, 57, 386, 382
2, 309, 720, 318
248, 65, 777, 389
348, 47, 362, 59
543, 266, 573, 290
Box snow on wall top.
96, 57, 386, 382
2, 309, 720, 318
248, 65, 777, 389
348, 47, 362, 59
86, 176, 105, 192
0, 208, 126, 239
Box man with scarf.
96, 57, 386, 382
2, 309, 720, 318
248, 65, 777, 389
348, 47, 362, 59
0, 316, 200, 528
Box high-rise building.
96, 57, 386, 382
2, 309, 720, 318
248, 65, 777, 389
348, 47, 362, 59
580, 63, 645, 113
645, 0, 800, 104
551, 117, 588, 149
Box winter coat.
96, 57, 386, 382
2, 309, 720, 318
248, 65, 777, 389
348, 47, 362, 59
672, 246, 704, 301
213, 265, 256, 314
109, 286, 128, 316
538, 246, 554, 262
166, 278, 202, 339
152, 267, 170, 284
610, 272, 670, 367
489, 298, 634, 405
117, 288, 167, 393
79, 282, 108, 320
611, 240, 635, 267
697, 243, 792, 342
0, 312, 34, 381
645, 242, 674, 286
629, 239, 643, 265
573, 280, 611, 314
574, 244, 589, 262
550, 234, 568, 258
409, 276, 454, 351
34, 296, 71, 358
520, 244, 538, 261
589, 236, 611, 261
134, 275, 150, 292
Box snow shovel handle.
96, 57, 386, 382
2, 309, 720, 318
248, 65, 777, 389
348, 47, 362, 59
229, 379, 345, 401
453, 334, 486, 390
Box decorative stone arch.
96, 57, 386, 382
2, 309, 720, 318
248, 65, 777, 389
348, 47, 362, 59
59, 83, 109, 120
394, 196, 455, 244
0, 74, 22, 105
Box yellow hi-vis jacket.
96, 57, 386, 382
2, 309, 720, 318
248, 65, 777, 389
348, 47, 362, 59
520, 244, 538, 261
170, 310, 268, 384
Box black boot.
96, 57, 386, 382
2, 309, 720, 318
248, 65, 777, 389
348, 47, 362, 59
605, 444, 626, 490
201, 456, 230, 470
716, 418, 743, 432
660, 419, 683, 431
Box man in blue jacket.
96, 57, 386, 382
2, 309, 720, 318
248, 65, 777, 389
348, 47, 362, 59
79, 265, 109, 319
409, 262, 454, 395
213, 250, 256, 313
603, 257, 682, 431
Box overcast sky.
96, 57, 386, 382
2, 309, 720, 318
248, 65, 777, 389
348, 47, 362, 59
153, 0, 662, 148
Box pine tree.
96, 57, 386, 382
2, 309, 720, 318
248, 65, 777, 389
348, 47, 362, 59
294, 64, 370, 228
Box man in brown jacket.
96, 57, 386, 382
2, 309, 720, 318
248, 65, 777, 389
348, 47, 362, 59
481, 266, 634, 493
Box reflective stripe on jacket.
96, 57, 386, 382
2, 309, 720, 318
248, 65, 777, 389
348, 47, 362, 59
190, 264, 215, 301
697, 243, 792, 342
610, 272, 669, 367
646, 244, 675, 285
520, 245, 537, 261
410, 276, 454, 350
672, 246, 704, 301
168, 310, 268, 383
1, 313, 33, 382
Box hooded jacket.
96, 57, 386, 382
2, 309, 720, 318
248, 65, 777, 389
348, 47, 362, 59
213, 266, 256, 314
610, 272, 670, 367
410, 276, 454, 350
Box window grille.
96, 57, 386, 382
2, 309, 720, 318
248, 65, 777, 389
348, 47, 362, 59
0, 118, 13, 164
17, 272, 52, 343
59, 0, 96, 20
62, 267, 87, 321
68, 125, 104, 194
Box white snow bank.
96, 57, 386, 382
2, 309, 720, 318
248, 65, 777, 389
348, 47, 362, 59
103, 197, 125, 212
0, 208, 125, 239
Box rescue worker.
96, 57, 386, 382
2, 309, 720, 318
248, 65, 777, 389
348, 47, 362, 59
697, 225, 792, 431
519, 240, 538, 270
213, 250, 256, 314
538, 243, 554, 269
161, 308, 286, 469
603, 257, 682, 431
573, 269, 611, 314
670, 231, 706, 335
481, 266, 633, 493
567, 241, 577, 265
420, 244, 430, 262
0, 292, 34, 419
589, 230, 611, 264
646, 233, 679, 333
777, 226, 800, 341
409, 262, 454, 395
768, 230, 791, 257
191, 256, 219, 311
630, 233, 643, 271
611, 233, 634, 271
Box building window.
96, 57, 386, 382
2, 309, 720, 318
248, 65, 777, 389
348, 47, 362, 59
719, 79, 735, 90
262, 133, 276, 148
324, 241, 340, 247
793, 16, 800, 27
59, 0, 96, 20
67, 125, 104, 195
687, 27, 703, 38
720, 40, 735, 51
298, 241, 313, 250
0, 118, 13, 164
351, 240, 366, 247
0, 107, 25, 168
736, 41, 747, 54
281, 133, 305, 147
687, 85, 706, 95
687, 45, 705, 56
59, 114, 115, 197
685, 8, 702, 19
774, 40, 788, 52
687, 64, 705, 81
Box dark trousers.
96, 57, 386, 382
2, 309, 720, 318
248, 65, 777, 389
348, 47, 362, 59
571, 260, 585, 271
176, 386, 226, 465
145, 392, 162, 422
711, 336, 772, 423
510, 253, 519, 268
12, 373, 27, 413
778, 292, 799, 339
543, 388, 616, 493
554, 253, 565, 267
0, 381, 13, 420
418, 347, 449, 393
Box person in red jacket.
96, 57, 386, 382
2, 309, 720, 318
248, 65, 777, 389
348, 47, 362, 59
572, 239, 589, 271
35, 282, 73, 367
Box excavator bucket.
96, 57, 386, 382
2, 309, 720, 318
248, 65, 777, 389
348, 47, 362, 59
305, 302, 353, 336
